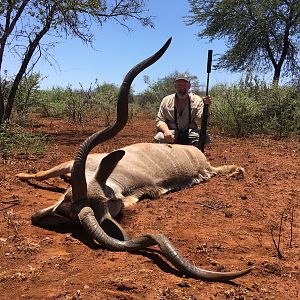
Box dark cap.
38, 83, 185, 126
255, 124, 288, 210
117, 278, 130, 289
175, 74, 190, 83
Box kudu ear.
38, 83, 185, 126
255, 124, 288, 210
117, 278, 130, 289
95, 150, 125, 184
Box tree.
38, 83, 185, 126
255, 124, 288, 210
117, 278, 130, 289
186, 0, 300, 83
140, 71, 200, 106
0, 0, 153, 124
94, 82, 119, 126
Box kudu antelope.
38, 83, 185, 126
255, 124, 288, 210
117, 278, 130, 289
17, 38, 253, 282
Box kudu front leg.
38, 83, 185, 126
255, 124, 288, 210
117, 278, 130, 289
16, 161, 73, 181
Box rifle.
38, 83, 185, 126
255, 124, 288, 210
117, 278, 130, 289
198, 49, 213, 152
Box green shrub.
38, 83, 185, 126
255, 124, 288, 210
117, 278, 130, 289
211, 78, 300, 138
0, 123, 48, 158
36, 87, 70, 117
211, 83, 261, 136
14, 73, 42, 119
258, 85, 300, 138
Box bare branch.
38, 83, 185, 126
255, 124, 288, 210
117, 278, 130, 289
0, 0, 30, 45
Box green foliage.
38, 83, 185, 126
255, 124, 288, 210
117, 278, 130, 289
34, 82, 135, 126
186, 0, 300, 82
93, 83, 119, 126
259, 85, 300, 138
63, 84, 94, 123
211, 83, 261, 136
1, 72, 43, 125
14, 73, 43, 120
37, 87, 69, 117
128, 101, 143, 123
0, 123, 48, 158
211, 76, 300, 137
139, 74, 174, 106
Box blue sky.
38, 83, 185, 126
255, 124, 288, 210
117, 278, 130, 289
9, 0, 273, 93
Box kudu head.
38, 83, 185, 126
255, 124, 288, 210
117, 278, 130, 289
71, 38, 172, 242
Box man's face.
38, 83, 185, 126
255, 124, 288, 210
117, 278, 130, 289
175, 80, 190, 97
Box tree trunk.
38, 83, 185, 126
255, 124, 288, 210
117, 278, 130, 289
3, 8, 55, 122
0, 42, 5, 123
273, 67, 281, 84
0, 88, 4, 124
0, 0, 30, 124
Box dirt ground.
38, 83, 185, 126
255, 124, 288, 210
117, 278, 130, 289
0, 115, 299, 300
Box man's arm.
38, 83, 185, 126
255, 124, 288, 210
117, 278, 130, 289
157, 123, 174, 143
155, 96, 175, 143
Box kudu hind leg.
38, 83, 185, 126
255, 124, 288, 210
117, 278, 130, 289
16, 160, 73, 181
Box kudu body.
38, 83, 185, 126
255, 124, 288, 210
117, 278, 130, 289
17, 38, 253, 282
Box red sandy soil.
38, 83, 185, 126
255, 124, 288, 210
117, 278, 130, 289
0, 115, 299, 300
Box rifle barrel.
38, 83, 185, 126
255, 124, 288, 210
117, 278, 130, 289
198, 50, 213, 152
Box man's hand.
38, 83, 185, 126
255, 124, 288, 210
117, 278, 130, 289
158, 123, 174, 143
164, 130, 174, 143
202, 95, 212, 105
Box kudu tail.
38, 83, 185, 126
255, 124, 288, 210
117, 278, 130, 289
213, 165, 245, 180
